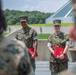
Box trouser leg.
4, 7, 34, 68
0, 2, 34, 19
31, 59, 35, 75
29, 53, 36, 75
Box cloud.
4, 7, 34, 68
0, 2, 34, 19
3, 0, 69, 13
20, 1, 49, 12
20, 0, 69, 13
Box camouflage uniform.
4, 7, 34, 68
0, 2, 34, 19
0, 35, 34, 75
0, 1, 34, 75
48, 32, 69, 74
15, 26, 38, 71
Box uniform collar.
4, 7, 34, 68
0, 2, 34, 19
54, 32, 62, 38
54, 31, 61, 36
22, 26, 30, 33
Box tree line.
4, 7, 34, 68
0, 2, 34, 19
4, 9, 53, 25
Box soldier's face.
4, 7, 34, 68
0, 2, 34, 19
21, 21, 28, 28
54, 25, 61, 32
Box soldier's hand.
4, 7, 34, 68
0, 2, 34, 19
31, 53, 36, 58
59, 54, 64, 59
55, 55, 60, 58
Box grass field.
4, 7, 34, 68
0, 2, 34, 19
4, 33, 70, 39
38, 34, 50, 39
11, 23, 72, 26
6, 23, 71, 39
3, 32, 9, 36
4, 32, 50, 39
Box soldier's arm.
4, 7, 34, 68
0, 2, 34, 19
63, 34, 69, 54
32, 29, 38, 57
47, 43, 54, 54
63, 44, 69, 55
59, 42, 69, 59
47, 35, 54, 54
48, 46, 54, 54
59, 34, 69, 59
33, 40, 38, 52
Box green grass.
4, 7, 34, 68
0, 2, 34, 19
38, 34, 50, 39
4, 33, 50, 39
3, 32, 9, 36
9, 23, 72, 26
4, 33, 70, 39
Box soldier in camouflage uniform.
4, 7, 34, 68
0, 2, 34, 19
0, 1, 34, 75
47, 19, 69, 75
15, 16, 38, 72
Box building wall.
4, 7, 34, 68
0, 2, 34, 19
6, 26, 71, 34
45, 0, 73, 23
46, 17, 73, 23
6, 28, 76, 62
36, 40, 76, 62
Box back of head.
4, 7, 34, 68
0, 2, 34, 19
0, 38, 34, 75
0, 1, 34, 75
0, 0, 7, 34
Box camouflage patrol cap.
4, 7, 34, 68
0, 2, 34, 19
53, 19, 61, 26
20, 16, 28, 22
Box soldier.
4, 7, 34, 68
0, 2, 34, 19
47, 19, 69, 75
15, 16, 38, 73
0, 0, 34, 75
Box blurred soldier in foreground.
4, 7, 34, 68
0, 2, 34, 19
0, 0, 34, 75
69, 0, 76, 41
58, 0, 76, 74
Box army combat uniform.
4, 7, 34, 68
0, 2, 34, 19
0, 35, 34, 75
48, 32, 69, 74
15, 26, 38, 71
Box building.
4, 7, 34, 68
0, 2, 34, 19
46, 0, 74, 23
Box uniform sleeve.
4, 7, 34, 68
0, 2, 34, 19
15, 31, 22, 40
66, 41, 69, 45
47, 34, 53, 47
47, 42, 52, 47
64, 34, 70, 46
48, 34, 52, 43
32, 29, 38, 40
15, 31, 19, 40
69, 40, 75, 48
60, 34, 69, 44
64, 34, 69, 41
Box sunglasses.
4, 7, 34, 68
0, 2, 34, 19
54, 25, 60, 27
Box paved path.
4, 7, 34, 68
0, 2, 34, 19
35, 61, 76, 75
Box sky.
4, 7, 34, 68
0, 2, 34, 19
2, 0, 69, 13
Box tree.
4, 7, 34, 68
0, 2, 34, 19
4, 9, 53, 25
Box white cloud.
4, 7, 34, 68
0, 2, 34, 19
3, 0, 70, 13
20, 0, 69, 13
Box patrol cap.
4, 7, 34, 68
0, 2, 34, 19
53, 19, 61, 26
20, 16, 28, 22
